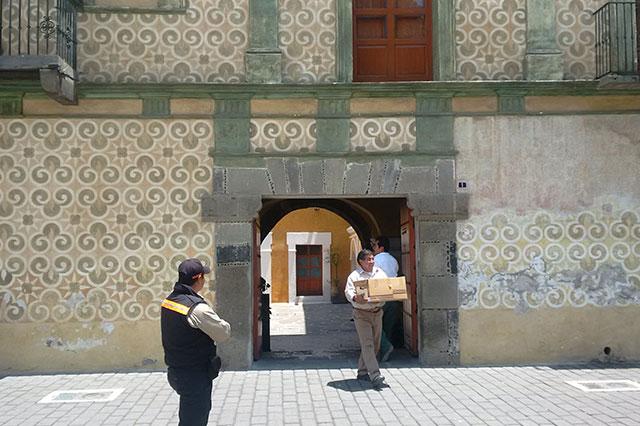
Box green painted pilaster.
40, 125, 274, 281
214, 97, 251, 154
316, 95, 351, 153
0, 96, 22, 116
245, 0, 282, 83
336, 0, 353, 83
525, 0, 563, 80
415, 94, 454, 154
498, 91, 525, 113
434, 0, 456, 81
142, 96, 170, 117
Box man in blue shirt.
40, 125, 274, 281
371, 236, 399, 363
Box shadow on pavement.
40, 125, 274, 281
250, 347, 420, 371
325, 378, 389, 392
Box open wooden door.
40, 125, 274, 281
252, 219, 262, 361
400, 203, 418, 355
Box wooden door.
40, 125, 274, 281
295, 245, 323, 296
252, 220, 262, 361
400, 204, 418, 355
353, 0, 433, 81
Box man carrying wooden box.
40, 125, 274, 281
344, 249, 408, 390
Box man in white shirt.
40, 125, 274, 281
344, 249, 388, 389
371, 236, 399, 363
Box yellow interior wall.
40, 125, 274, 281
269, 208, 352, 303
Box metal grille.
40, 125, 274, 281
0, 0, 79, 69
566, 380, 640, 392
38, 388, 125, 403
594, 1, 639, 79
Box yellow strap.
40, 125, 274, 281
161, 299, 190, 316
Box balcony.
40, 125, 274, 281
0, 0, 79, 104
594, 1, 639, 83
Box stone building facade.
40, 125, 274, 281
0, 0, 638, 372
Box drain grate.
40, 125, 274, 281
566, 380, 640, 392
38, 388, 125, 403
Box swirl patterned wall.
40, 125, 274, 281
455, 0, 527, 80
458, 203, 640, 312
278, 0, 337, 83
454, 0, 606, 80
250, 119, 317, 153
350, 118, 416, 152
0, 0, 609, 83
0, 119, 215, 323
556, 0, 608, 80
76, 0, 249, 83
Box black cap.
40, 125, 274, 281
178, 258, 211, 285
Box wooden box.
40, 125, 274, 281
353, 277, 408, 302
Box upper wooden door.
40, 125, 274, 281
353, 0, 433, 81
295, 245, 323, 296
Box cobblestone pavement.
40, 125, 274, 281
2, 303, 640, 425
1, 362, 640, 425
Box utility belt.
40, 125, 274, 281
208, 355, 222, 380
169, 355, 222, 380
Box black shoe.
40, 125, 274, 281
356, 374, 370, 381
371, 375, 386, 390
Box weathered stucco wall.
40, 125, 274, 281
0, 117, 216, 372
455, 114, 640, 364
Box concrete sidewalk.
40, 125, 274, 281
1, 360, 640, 425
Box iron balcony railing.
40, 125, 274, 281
0, 0, 79, 70
594, 1, 639, 79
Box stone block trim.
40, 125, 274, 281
204, 156, 464, 369
421, 308, 460, 366
214, 264, 253, 370
209, 158, 461, 200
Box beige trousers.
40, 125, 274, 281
353, 308, 383, 380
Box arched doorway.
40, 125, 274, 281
205, 157, 463, 369
253, 197, 417, 362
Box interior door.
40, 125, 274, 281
252, 220, 262, 361
400, 204, 418, 355
295, 244, 323, 296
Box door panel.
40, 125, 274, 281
252, 220, 262, 361
296, 245, 323, 296
396, 45, 427, 77
356, 46, 389, 80
354, 0, 433, 81
400, 204, 418, 355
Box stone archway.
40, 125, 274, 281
202, 157, 466, 369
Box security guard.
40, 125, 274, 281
161, 258, 231, 426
